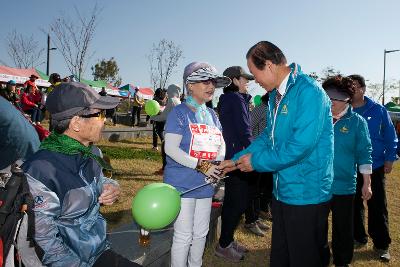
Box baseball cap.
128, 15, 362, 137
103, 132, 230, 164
325, 87, 351, 102
46, 82, 120, 121
223, 66, 254, 80
7, 80, 16, 85
183, 62, 231, 88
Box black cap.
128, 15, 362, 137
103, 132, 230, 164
46, 82, 119, 121
49, 73, 61, 83
223, 66, 254, 80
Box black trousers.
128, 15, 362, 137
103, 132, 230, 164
270, 198, 330, 267
93, 249, 141, 267
353, 166, 391, 249
331, 194, 354, 266
259, 172, 273, 212
219, 171, 250, 247
244, 172, 260, 224
131, 106, 142, 126
152, 121, 165, 148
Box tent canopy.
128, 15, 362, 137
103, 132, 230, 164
119, 84, 154, 100
385, 102, 400, 112
0, 65, 50, 87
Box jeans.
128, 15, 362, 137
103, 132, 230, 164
26, 107, 42, 123
171, 197, 212, 267
131, 106, 141, 126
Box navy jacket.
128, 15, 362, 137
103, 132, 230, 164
218, 91, 252, 159
22, 147, 118, 267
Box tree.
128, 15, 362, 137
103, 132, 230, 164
47, 4, 100, 81
320, 66, 341, 82
366, 79, 398, 103
91, 57, 122, 87
148, 39, 183, 90
5, 30, 45, 68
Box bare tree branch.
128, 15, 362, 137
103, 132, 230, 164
5, 29, 45, 68
47, 4, 100, 81
148, 39, 183, 89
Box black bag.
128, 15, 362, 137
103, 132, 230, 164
0, 168, 35, 267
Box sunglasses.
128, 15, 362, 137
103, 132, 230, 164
80, 110, 106, 120
189, 79, 217, 86
330, 98, 349, 103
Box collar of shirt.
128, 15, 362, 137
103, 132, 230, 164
277, 72, 290, 96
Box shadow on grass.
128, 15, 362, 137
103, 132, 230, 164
118, 139, 149, 145
353, 248, 382, 263
98, 145, 161, 161
114, 175, 162, 182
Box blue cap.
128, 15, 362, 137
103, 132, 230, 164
8, 80, 16, 85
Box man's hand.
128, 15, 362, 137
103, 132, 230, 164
218, 160, 237, 175
236, 154, 254, 172
99, 183, 120, 205
384, 161, 393, 174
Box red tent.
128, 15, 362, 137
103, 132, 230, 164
0, 65, 50, 87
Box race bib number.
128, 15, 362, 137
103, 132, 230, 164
189, 123, 223, 160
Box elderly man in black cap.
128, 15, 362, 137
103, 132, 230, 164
22, 82, 140, 267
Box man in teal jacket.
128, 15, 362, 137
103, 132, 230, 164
220, 41, 334, 267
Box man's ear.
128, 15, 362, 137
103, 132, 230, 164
69, 116, 81, 132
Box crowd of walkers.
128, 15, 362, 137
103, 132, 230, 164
1, 39, 397, 267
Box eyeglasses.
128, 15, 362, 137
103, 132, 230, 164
79, 110, 106, 120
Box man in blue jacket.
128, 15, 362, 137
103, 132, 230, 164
220, 41, 334, 267
349, 74, 397, 262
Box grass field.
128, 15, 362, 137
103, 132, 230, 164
99, 137, 398, 266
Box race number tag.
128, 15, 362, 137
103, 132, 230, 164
189, 124, 222, 160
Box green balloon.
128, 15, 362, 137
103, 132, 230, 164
254, 95, 262, 106
131, 183, 181, 230
145, 100, 160, 116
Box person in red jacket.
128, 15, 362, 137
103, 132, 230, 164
21, 85, 42, 124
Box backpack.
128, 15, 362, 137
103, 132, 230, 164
0, 167, 39, 267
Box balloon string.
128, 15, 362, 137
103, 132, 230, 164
180, 176, 229, 196
107, 227, 174, 235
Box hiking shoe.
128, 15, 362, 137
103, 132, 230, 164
353, 239, 367, 249
215, 243, 244, 262
232, 240, 249, 254
374, 247, 390, 262
244, 222, 265, 237
256, 219, 270, 231
259, 210, 273, 221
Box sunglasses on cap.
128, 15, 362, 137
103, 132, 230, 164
329, 97, 349, 103
79, 110, 106, 120
188, 79, 217, 86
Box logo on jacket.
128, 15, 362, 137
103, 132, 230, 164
340, 126, 349, 133
34, 195, 48, 209
281, 104, 288, 115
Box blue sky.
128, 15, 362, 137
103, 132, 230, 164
2, 0, 400, 96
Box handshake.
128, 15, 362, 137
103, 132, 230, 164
195, 154, 253, 185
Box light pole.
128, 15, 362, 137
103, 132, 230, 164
46, 34, 57, 76
383, 49, 400, 105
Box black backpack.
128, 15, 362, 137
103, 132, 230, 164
0, 168, 35, 267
